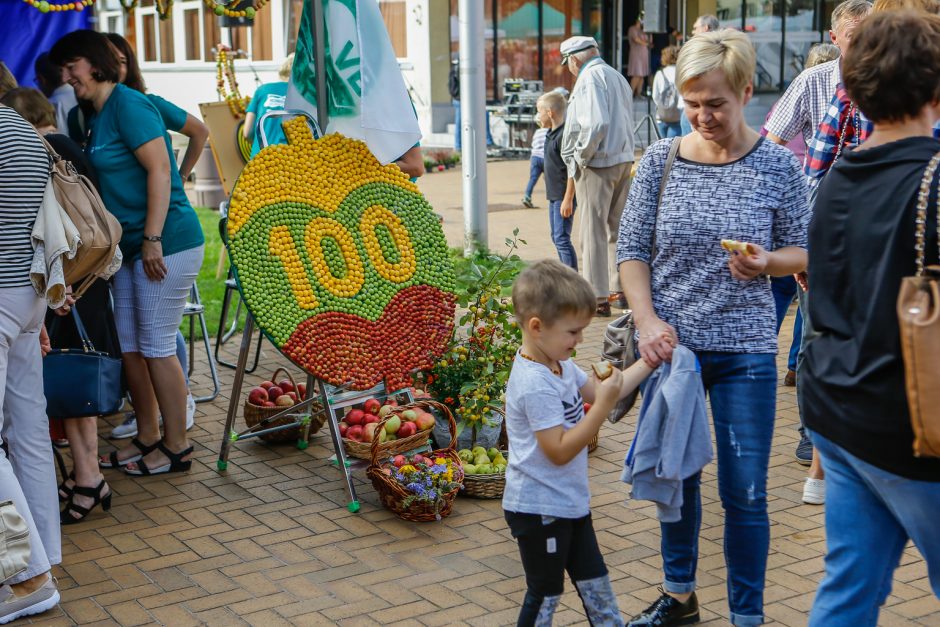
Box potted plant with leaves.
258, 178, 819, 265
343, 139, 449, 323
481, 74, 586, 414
415, 231, 526, 449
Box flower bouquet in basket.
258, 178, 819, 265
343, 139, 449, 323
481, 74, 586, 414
366, 401, 464, 521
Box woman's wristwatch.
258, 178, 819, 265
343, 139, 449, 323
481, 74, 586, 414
143, 234, 163, 242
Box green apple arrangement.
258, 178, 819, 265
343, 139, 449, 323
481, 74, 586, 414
457, 446, 507, 475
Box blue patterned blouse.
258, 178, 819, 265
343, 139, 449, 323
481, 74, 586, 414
617, 138, 810, 354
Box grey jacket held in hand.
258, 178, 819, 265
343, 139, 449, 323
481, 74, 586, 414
560, 57, 636, 178
621, 345, 712, 522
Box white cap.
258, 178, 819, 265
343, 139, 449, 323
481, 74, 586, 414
559, 36, 598, 64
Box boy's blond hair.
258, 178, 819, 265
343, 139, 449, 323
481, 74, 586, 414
512, 260, 595, 326
537, 91, 567, 117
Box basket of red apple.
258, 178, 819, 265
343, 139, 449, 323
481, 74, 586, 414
244, 367, 325, 443
366, 401, 464, 521
339, 396, 435, 460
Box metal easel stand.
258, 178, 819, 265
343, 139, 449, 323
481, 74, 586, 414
214, 311, 420, 513
633, 87, 663, 149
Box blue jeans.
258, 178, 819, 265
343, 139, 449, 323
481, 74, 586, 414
770, 275, 801, 371
454, 100, 493, 150
657, 121, 682, 139
807, 429, 940, 627
680, 112, 693, 136
660, 351, 776, 627
524, 156, 544, 199
548, 199, 577, 271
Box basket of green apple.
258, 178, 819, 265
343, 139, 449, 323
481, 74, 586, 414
457, 446, 508, 499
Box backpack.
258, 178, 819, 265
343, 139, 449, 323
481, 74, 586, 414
653, 69, 681, 124
39, 134, 122, 299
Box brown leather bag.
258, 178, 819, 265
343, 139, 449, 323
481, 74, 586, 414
897, 151, 940, 458
40, 134, 122, 299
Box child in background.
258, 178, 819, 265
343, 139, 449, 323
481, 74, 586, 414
522, 125, 547, 208
537, 92, 578, 270
503, 260, 654, 626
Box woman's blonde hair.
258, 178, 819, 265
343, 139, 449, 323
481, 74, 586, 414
661, 45, 680, 66
805, 43, 840, 68
279, 53, 295, 80
676, 29, 755, 96
0, 87, 56, 129
0, 62, 17, 99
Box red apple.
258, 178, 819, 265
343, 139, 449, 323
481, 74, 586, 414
346, 425, 364, 441
286, 391, 298, 402
415, 412, 436, 431
338, 421, 349, 438
398, 422, 417, 438
412, 454, 428, 466
278, 379, 295, 394
363, 398, 382, 414
378, 404, 394, 418
363, 413, 380, 425
259, 381, 275, 390
346, 409, 365, 425
297, 383, 307, 399
392, 454, 407, 468
248, 387, 268, 406
385, 399, 398, 407
267, 386, 284, 402
584, 402, 592, 413
275, 395, 294, 407
263, 401, 276, 408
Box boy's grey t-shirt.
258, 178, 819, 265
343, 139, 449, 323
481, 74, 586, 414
502, 354, 590, 519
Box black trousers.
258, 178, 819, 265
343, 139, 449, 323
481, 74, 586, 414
505, 511, 608, 626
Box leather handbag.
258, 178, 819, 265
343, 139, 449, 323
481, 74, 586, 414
38, 134, 122, 299
42, 305, 123, 419
602, 138, 681, 423
0, 501, 30, 582
897, 151, 940, 458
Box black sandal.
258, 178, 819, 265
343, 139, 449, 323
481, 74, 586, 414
99, 437, 160, 469
61, 479, 111, 525
595, 301, 612, 317
58, 471, 75, 503
124, 441, 194, 476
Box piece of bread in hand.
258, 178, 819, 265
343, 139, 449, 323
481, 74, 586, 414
721, 239, 755, 255
592, 361, 613, 380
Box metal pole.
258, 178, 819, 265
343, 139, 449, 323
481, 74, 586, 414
458, 0, 488, 254
312, 0, 329, 129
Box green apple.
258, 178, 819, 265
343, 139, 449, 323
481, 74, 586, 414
401, 409, 418, 422
384, 415, 402, 434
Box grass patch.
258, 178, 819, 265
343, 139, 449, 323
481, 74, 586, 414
191, 206, 229, 337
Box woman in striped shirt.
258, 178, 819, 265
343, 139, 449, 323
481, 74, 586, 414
0, 104, 62, 621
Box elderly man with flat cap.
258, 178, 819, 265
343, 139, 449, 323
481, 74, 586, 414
559, 36, 635, 316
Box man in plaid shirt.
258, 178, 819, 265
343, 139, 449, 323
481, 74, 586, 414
763, 0, 872, 188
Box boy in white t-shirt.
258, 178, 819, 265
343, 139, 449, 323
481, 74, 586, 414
503, 260, 654, 626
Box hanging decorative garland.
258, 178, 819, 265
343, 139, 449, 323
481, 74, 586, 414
155, 0, 172, 20
215, 44, 250, 118
22, 0, 95, 12
203, 0, 270, 19
118, 0, 138, 9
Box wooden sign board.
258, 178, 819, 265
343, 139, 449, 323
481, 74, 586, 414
199, 101, 250, 196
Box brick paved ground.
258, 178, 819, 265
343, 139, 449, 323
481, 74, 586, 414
31, 161, 939, 625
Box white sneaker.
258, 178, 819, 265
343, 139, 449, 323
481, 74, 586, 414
109, 392, 195, 439
0, 575, 59, 624
802, 478, 825, 505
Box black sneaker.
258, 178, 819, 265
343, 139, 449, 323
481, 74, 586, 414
795, 427, 813, 466
521, 196, 535, 208
628, 589, 699, 626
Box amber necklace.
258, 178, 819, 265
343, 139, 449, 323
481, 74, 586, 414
518, 351, 561, 376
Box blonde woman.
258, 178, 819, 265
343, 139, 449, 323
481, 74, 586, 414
243, 53, 294, 158
618, 30, 810, 626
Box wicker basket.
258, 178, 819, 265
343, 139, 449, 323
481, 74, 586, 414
342, 422, 432, 460
588, 433, 599, 453
461, 449, 508, 499
243, 367, 325, 443
366, 401, 464, 521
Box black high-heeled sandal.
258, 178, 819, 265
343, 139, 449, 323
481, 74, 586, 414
99, 437, 160, 469
61, 479, 111, 525
124, 442, 194, 476
58, 471, 75, 503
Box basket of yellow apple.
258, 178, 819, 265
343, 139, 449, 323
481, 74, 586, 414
457, 446, 508, 499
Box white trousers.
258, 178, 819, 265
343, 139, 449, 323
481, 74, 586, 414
0, 286, 60, 582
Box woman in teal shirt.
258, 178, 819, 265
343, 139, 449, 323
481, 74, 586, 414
51, 30, 204, 484
243, 53, 292, 158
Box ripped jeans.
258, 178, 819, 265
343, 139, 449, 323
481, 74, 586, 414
660, 351, 776, 626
